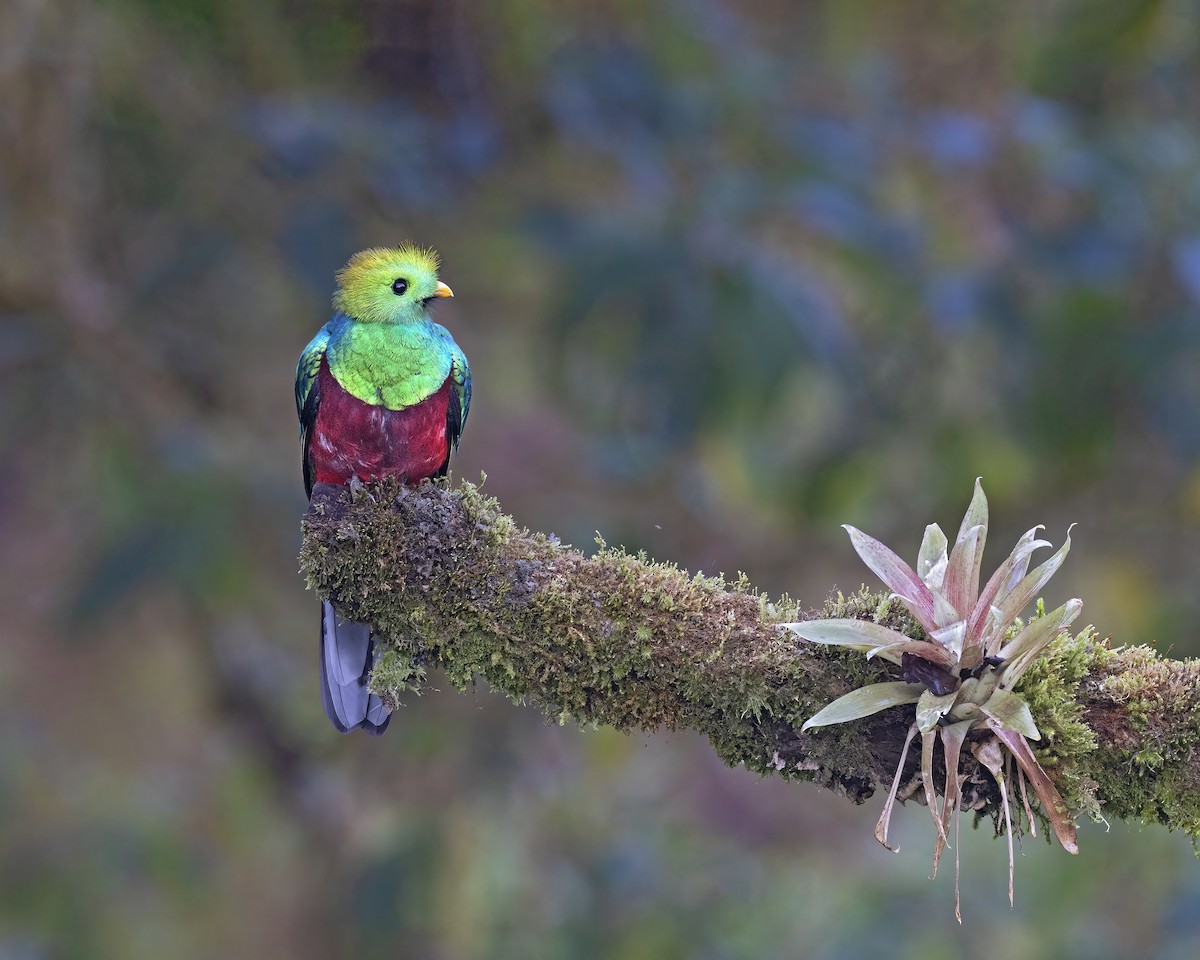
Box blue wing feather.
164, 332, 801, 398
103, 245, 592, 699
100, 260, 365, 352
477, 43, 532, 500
296, 325, 330, 497
449, 341, 471, 449
429, 322, 470, 458
296, 326, 329, 429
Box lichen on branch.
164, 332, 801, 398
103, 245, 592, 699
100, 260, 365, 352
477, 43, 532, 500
299, 479, 1200, 839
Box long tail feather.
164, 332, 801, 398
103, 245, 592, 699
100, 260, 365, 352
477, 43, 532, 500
319, 600, 392, 735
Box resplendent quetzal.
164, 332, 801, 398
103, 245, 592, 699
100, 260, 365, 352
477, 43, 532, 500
295, 245, 471, 735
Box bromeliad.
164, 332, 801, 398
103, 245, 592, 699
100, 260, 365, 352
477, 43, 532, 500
296, 245, 471, 735
787, 480, 1081, 918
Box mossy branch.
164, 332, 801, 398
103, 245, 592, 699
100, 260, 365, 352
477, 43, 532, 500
300, 479, 1200, 839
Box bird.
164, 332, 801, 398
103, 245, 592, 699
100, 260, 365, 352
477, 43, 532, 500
295, 245, 471, 735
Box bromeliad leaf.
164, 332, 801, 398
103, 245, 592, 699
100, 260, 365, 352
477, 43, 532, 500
916, 688, 959, 733
875, 722, 918, 852
872, 639, 963, 668
930, 619, 966, 658
971, 735, 1017, 907
998, 598, 1083, 689
917, 523, 948, 590
944, 524, 984, 620
937, 719, 974, 859
842, 525, 938, 633
988, 529, 1074, 653
786, 619, 959, 668
801, 681, 926, 731
946, 479, 988, 613
979, 688, 1041, 741
954, 479, 989, 570
920, 728, 947, 842
965, 526, 1053, 652
987, 720, 1079, 855
936, 718, 976, 918
933, 592, 962, 631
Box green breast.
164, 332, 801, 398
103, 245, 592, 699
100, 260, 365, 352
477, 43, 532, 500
327, 321, 452, 409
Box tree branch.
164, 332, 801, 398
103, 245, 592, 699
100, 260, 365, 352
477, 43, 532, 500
299, 480, 1200, 839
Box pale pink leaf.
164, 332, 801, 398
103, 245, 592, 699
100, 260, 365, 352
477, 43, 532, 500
875, 722, 918, 852
1002, 773, 1014, 908
932, 591, 962, 630
989, 528, 1073, 646
843, 525, 938, 632
944, 524, 984, 620
934, 718, 973, 880
920, 728, 947, 842
987, 720, 1079, 854
1017, 764, 1037, 838
867, 639, 961, 669
930, 619, 966, 658
965, 526, 1051, 650
950, 479, 989, 610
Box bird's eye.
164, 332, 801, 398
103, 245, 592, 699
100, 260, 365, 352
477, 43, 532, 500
391, 278, 408, 296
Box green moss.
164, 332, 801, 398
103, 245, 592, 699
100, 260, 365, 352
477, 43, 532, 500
1083, 646, 1200, 839
370, 646, 427, 708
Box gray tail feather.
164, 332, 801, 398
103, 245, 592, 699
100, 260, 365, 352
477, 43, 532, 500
320, 600, 392, 736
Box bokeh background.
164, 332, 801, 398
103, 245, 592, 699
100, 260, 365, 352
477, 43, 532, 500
4, 0, 1200, 956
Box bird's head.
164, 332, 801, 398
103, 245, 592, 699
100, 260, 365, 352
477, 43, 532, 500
332, 244, 453, 324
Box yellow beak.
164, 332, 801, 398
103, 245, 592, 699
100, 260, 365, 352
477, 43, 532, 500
434, 281, 454, 298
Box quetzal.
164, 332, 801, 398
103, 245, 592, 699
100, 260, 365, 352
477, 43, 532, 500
295, 245, 471, 735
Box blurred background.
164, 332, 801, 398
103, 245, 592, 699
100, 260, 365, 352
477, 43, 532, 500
4, 0, 1200, 956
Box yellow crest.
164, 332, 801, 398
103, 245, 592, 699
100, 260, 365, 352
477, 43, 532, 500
332, 244, 445, 323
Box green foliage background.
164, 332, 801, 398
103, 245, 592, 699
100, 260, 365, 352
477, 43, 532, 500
3, 1, 1200, 956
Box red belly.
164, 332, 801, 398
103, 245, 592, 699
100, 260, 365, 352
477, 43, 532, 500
309, 358, 452, 486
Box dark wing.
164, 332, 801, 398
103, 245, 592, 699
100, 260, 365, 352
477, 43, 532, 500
296, 328, 329, 498
448, 342, 471, 449
440, 342, 471, 477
